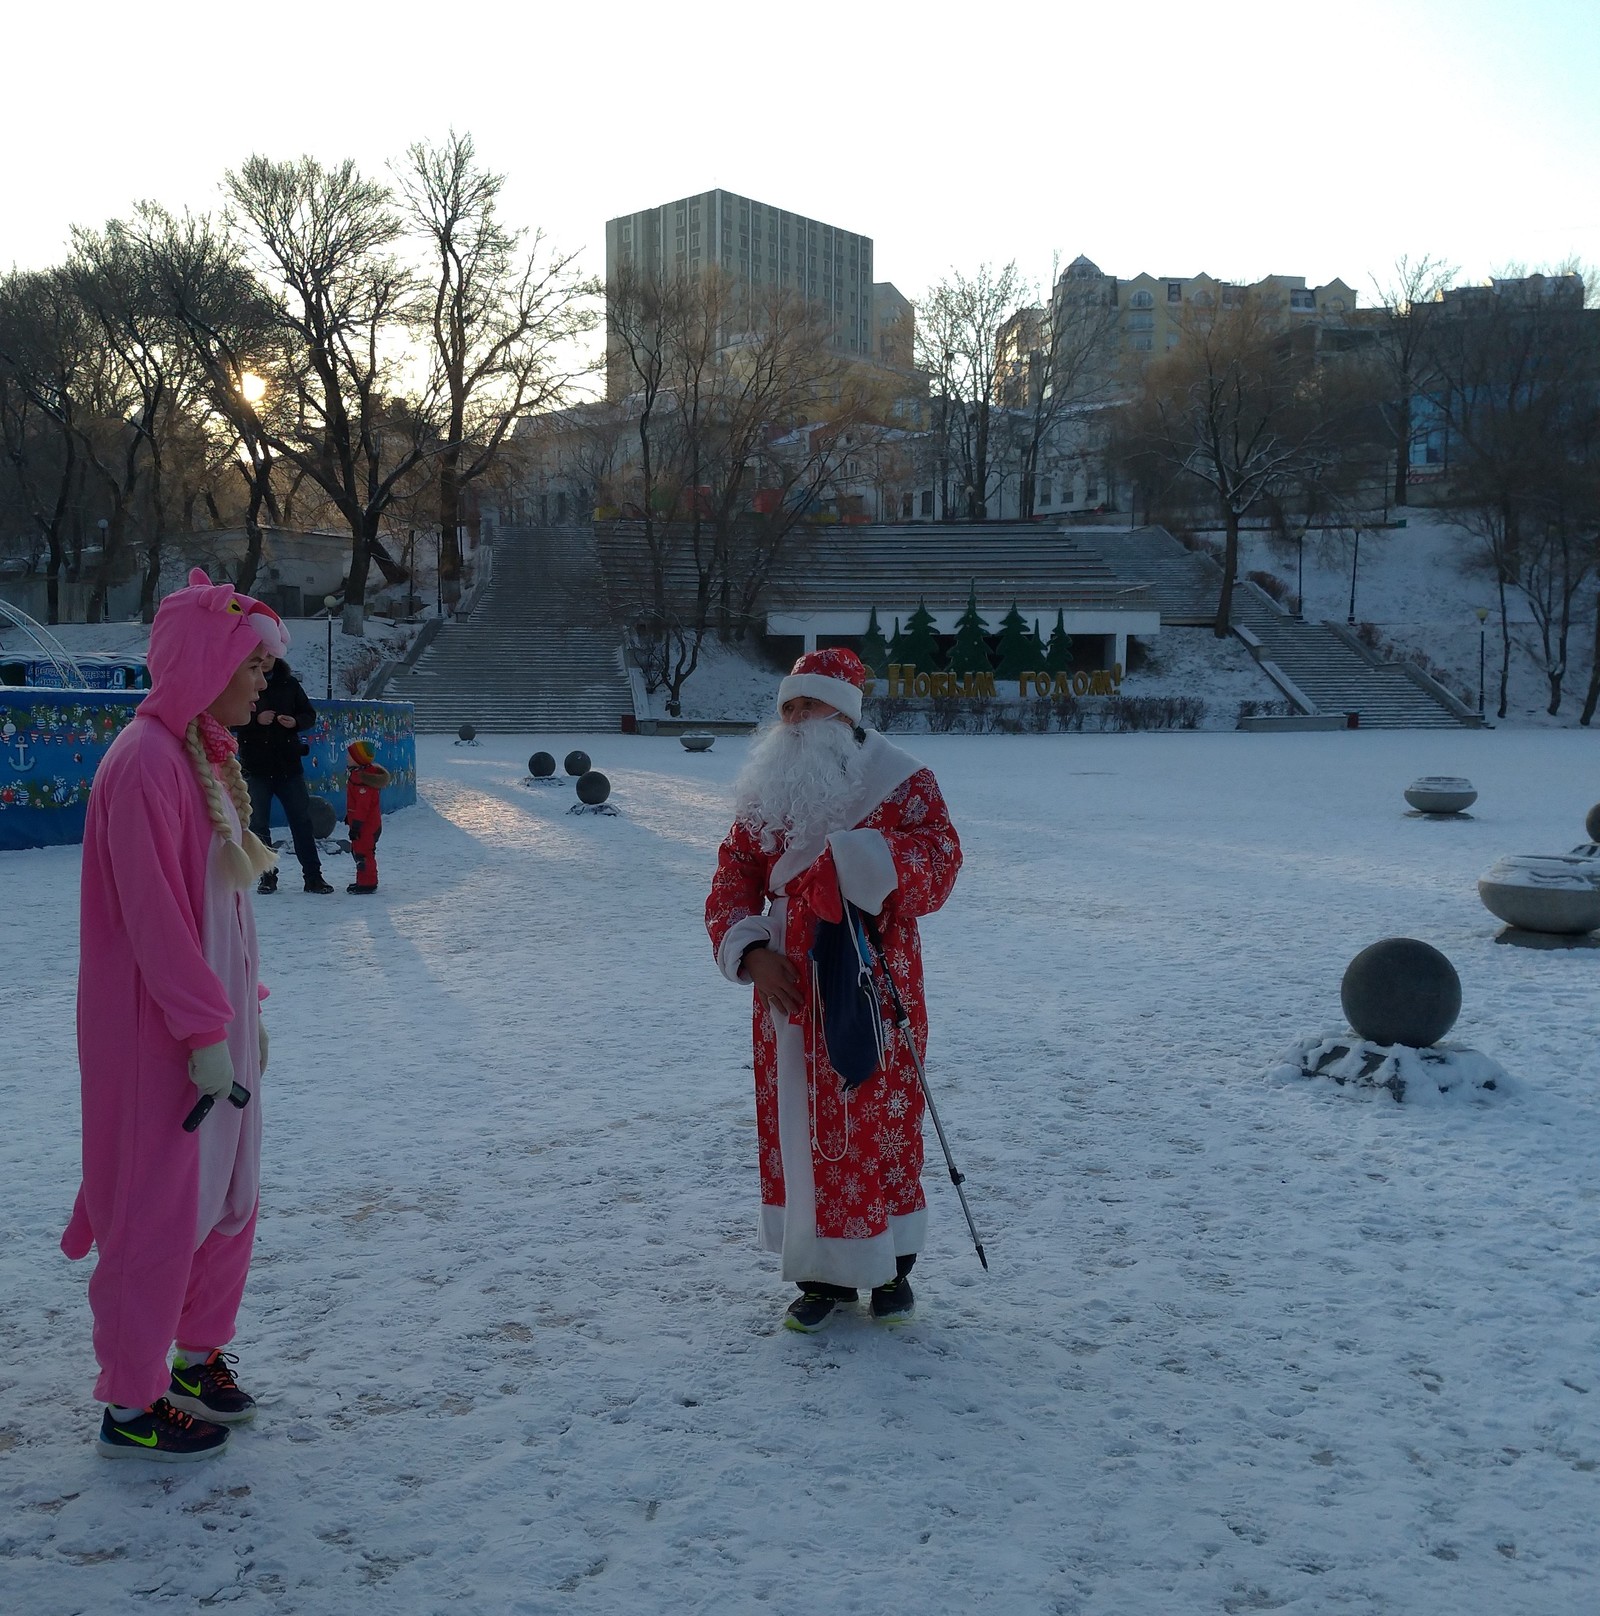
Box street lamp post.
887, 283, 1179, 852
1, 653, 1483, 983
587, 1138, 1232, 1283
1346, 526, 1361, 625
1475, 605, 1489, 717
324, 594, 338, 701
1295, 528, 1305, 621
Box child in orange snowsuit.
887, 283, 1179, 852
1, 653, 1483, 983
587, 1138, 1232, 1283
343, 740, 391, 894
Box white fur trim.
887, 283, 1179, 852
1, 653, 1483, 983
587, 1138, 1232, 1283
717, 914, 775, 984
827, 828, 898, 916
776, 672, 862, 723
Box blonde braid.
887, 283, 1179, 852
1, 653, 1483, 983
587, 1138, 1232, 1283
184, 719, 277, 889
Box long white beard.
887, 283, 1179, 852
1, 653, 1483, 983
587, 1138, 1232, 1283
734, 717, 868, 853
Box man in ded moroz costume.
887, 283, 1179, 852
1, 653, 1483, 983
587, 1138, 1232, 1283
64, 570, 286, 1460
706, 648, 962, 1331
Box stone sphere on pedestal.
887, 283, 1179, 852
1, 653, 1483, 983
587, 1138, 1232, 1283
1586, 803, 1600, 843
576, 770, 611, 806
1404, 776, 1477, 814
307, 796, 337, 839
1478, 855, 1600, 934
1340, 938, 1461, 1048
458, 724, 476, 742
529, 752, 555, 777
564, 749, 591, 777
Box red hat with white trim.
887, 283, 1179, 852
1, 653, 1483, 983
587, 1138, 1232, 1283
777, 646, 866, 724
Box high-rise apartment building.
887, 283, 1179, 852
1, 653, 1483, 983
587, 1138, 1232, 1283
604, 190, 874, 398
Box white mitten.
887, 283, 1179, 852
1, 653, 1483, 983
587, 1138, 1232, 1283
188, 1041, 235, 1099
258, 1020, 269, 1076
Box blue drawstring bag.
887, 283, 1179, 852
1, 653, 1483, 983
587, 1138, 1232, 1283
809, 903, 888, 1091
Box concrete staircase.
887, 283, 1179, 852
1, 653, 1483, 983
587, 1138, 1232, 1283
383, 527, 634, 733
1230, 590, 1471, 728
1078, 527, 1471, 729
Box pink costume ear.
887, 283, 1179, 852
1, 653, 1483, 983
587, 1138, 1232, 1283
189, 568, 213, 587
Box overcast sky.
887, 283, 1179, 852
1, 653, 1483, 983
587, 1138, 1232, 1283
3, 0, 1595, 308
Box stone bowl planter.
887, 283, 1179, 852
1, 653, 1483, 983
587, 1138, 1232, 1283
1478, 854, 1600, 934
680, 732, 716, 752
1405, 776, 1477, 814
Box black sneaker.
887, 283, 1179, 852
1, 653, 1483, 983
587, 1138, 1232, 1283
784, 1286, 856, 1333
256, 871, 278, 895
303, 876, 335, 894
167, 1351, 257, 1424
98, 1398, 230, 1462
870, 1275, 915, 1324
345, 883, 378, 895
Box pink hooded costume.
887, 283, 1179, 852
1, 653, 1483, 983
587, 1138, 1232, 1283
63, 571, 289, 1408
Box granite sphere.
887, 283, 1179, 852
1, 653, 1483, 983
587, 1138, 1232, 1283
528, 751, 556, 777
576, 770, 611, 806
307, 796, 337, 840
564, 749, 591, 777
458, 723, 476, 742
1340, 938, 1461, 1048
1586, 803, 1600, 842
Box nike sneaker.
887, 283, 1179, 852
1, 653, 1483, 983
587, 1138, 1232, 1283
784, 1285, 857, 1333
870, 1275, 915, 1323
98, 1398, 229, 1462
167, 1351, 257, 1424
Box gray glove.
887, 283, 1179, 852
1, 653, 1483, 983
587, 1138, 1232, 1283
188, 1041, 235, 1099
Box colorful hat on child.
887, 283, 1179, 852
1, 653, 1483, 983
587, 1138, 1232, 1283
347, 739, 378, 767
776, 646, 867, 724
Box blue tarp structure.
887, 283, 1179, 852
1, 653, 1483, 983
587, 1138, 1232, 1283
0, 691, 416, 852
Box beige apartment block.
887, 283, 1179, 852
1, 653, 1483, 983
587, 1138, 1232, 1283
1054, 255, 1358, 370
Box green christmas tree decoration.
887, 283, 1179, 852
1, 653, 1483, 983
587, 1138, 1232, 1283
946, 586, 993, 677
1031, 617, 1048, 665
859, 607, 890, 677
992, 602, 1036, 679
888, 616, 906, 664
1044, 609, 1074, 673
896, 599, 943, 671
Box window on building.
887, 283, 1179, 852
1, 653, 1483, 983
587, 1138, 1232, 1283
1192, 289, 1213, 307
1290, 288, 1316, 310
1327, 297, 1346, 312
1126, 312, 1154, 331
1130, 289, 1154, 308
1085, 478, 1099, 502
1167, 282, 1182, 302
920, 489, 934, 517
1039, 476, 1053, 505
901, 493, 913, 519
1130, 334, 1154, 351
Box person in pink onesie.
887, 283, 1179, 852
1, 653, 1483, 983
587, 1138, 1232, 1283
63, 569, 289, 1463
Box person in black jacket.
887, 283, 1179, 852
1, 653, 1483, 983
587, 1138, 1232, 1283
236, 658, 334, 895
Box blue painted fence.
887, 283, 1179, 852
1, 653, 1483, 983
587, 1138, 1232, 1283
0, 690, 416, 852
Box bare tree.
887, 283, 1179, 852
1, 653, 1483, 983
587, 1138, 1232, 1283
600, 267, 867, 712
1119, 295, 1382, 635
225, 155, 437, 634
916, 262, 1025, 520
396, 132, 600, 605
1368, 254, 1455, 507
0, 270, 92, 621
1430, 277, 1600, 715
1010, 260, 1119, 519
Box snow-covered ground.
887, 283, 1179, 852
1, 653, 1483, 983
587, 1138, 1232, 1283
1235, 509, 1599, 728
5, 729, 1600, 1614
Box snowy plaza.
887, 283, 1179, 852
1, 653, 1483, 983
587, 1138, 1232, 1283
4, 726, 1599, 1614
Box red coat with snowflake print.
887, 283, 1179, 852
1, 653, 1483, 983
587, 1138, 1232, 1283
706, 767, 962, 1242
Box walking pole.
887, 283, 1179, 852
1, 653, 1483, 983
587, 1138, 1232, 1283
859, 912, 988, 1270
